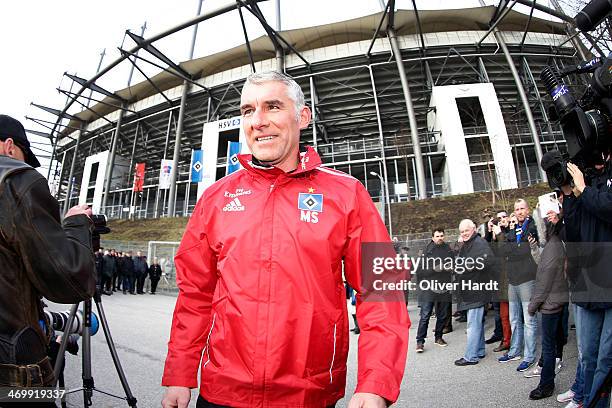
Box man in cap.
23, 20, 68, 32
0, 114, 96, 403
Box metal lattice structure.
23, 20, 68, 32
38, 1, 600, 226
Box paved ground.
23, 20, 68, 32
47, 293, 580, 408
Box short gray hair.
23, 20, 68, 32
459, 219, 476, 230
242, 71, 305, 117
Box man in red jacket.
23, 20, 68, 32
162, 71, 409, 408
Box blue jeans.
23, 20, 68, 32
576, 306, 612, 408
464, 306, 485, 362
508, 280, 537, 362
570, 304, 584, 403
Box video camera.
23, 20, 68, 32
539, 0, 612, 189
91, 214, 110, 252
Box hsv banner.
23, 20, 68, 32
226, 142, 242, 175
159, 159, 173, 190
191, 149, 203, 183
133, 163, 145, 192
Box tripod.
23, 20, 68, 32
53, 288, 137, 407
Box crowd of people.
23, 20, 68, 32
399, 195, 610, 407
94, 249, 164, 295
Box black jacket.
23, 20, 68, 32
501, 216, 538, 285
121, 256, 135, 277
102, 254, 117, 279
149, 264, 162, 280
133, 256, 148, 277
563, 162, 612, 309
455, 233, 496, 311
418, 241, 454, 300
0, 155, 96, 373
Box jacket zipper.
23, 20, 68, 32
329, 323, 337, 384
203, 313, 217, 368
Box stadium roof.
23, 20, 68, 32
64, 5, 566, 133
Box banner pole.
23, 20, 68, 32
185, 149, 194, 216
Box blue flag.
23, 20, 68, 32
191, 149, 203, 182
226, 142, 242, 175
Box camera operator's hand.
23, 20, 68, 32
567, 162, 586, 194
162, 386, 191, 408
65, 204, 92, 219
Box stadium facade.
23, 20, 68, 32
49, 2, 589, 226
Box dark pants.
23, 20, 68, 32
537, 305, 569, 367
196, 395, 335, 408
113, 273, 122, 290
150, 278, 160, 294
539, 311, 564, 389
101, 275, 112, 292
416, 293, 451, 344
437, 300, 453, 332
124, 275, 132, 293
493, 302, 503, 339
136, 274, 146, 293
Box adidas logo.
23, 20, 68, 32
223, 198, 245, 212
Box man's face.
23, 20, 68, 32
496, 211, 508, 226
0, 139, 26, 162
514, 201, 529, 223
240, 81, 311, 172
137, 251, 142, 257
432, 231, 445, 245
459, 224, 475, 242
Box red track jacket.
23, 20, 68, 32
162, 147, 409, 407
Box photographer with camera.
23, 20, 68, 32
0, 115, 96, 406
559, 150, 612, 408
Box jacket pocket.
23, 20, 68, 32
328, 323, 337, 384
305, 318, 342, 386
203, 313, 217, 368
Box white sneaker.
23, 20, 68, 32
524, 365, 541, 378
555, 358, 564, 375
563, 400, 582, 408
557, 389, 575, 403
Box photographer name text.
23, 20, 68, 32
372, 279, 499, 292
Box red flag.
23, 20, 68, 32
133, 163, 145, 192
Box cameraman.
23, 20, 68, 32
0, 115, 96, 405
561, 151, 612, 408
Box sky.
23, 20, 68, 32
0, 0, 563, 177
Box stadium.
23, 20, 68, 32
48, 0, 589, 227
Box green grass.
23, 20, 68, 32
107, 217, 189, 242
106, 183, 552, 241
391, 183, 551, 235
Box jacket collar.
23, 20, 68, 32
237, 146, 322, 178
